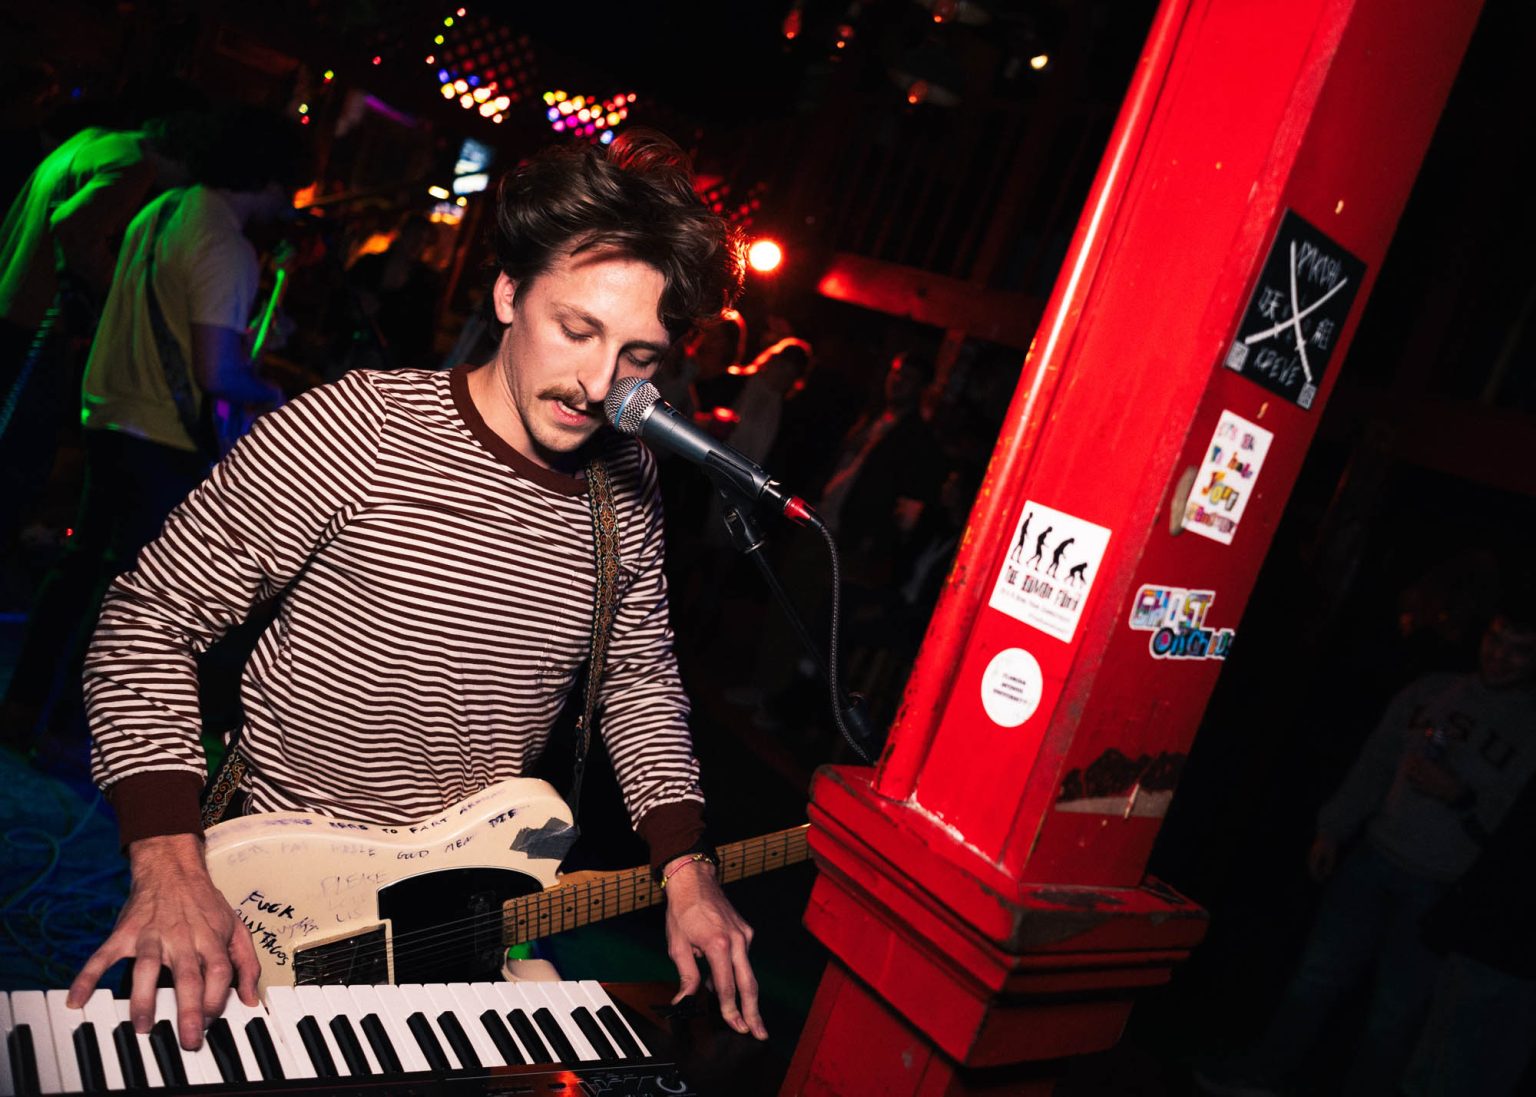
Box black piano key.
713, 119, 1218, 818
478, 1009, 525, 1065
595, 1005, 644, 1059
435, 1011, 481, 1069
570, 1008, 617, 1061
531, 1007, 579, 1062
149, 1020, 189, 1087
360, 1013, 403, 1074
71, 1022, 107, 1092
7, 1023, 41, 1096
507, 1009, 552, 1064
328, 1015, 373, 1076
204, 1018, 247, 1084
244, 1017, 285, 1081
296, 1016, 338, 1078
112, 1021, 148, 1089
406, 1011, 452, 1072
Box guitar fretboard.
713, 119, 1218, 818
501, 825, 810, 945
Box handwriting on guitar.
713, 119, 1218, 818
234, 908, 289, 967
242, 889, 296, 919
320, 870, 382, 898
329, 842, 378, 857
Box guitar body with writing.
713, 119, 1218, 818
202, 778, 809, 991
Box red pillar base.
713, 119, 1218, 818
781, 768, 1206, 1095
781, 964, 1057, 1097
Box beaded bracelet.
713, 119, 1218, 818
659, 852, 714, 888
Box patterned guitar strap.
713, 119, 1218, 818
568, 455, 622, 817
201, 734, 248, 829
202, 457, 622, 829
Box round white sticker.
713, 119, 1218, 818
980, 648, 1044, 728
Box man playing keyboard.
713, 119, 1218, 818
63, 128, 768, 1052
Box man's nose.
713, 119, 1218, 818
578, 354, 620, 408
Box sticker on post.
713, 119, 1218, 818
1127, 583, 1235, 660
980, 648, 1044, 728
989, 502, 1110, 643
1056, 748, 1185, 818
1182, 410, 1274, 545
1223, 209, 1365, 409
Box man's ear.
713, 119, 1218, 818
492, 271, 518, 324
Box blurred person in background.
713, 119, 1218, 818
0, 103, 199, 548
0, 105, 304, 769
1197, 606, 1536, 1097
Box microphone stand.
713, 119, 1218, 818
714, 485, 877, 763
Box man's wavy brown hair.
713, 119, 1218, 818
489, 129, 745, 340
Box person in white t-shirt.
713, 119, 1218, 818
0, 106, 303, 767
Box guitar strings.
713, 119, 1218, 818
293, 833, 808, 982
301, 852, 742, 978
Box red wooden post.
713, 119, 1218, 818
785, 0, 1484, 1091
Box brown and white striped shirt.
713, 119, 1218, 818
86, 365, 704, 862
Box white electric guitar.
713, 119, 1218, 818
203, 778, 810, 991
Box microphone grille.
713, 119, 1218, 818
605, 377, 661, 436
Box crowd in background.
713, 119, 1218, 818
3, 73, 1534, 1097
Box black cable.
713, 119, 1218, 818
812, 520, 872, 764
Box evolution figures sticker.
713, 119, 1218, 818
1182, 410, 1274, 545
989, 501, 1111, 644
980, 648, 1044, 728
1128, 584, 1235, 661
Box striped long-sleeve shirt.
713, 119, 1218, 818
86, 365, 705, 864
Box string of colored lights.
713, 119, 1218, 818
426, 7, 537, 126
544, 89, 635, 145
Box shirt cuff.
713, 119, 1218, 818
636, 799, 707, 875
107, 771, 206, 848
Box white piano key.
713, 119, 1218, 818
443, 983, 506, 1067
155, 988, 217, 1085
290, 985, 349, 1076
43, 991, 85, 1095
10, 991, 62, 1094
342, 984, 409, 1074
516, 982, 598, 1060
470, 982, 533, 1063
216, 994, 267, 1083
261, 986, 318, 1079
543, 981, 613, 1059
320, 985, 382, 1075
361, 984, 429, 1073
233, 994, 301, 1081
576, 980, 649, 1057
398, 984, 461, 1070
111, 998, 162, 1088
81, 989, 126, 1091
1, 993, 16, 1097
488, 982, 557, 1060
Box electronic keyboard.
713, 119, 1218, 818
1, 981, 696, 1095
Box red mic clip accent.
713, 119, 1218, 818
782, 496, 820, 527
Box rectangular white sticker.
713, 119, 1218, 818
988, 501, 1111, 643
1181, 410, 1274, 545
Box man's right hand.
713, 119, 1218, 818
1306, 834, 1338, 882
66, 833, 260, 1050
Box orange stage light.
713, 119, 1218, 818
747, 239, 783, 273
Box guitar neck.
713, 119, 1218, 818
502, 824, 810, 947
249, 267, 290, 363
